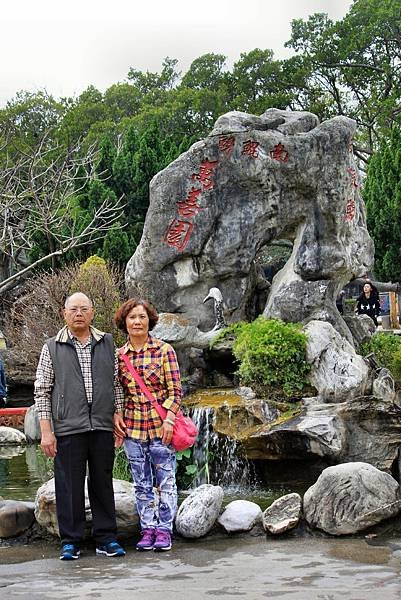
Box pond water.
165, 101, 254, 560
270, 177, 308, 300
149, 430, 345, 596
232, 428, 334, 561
0, 445, 53, 501
0, 444, 301, 508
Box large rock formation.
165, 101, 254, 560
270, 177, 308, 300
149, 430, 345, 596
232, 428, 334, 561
187, 387, 401, 477
126, 109, 373, 336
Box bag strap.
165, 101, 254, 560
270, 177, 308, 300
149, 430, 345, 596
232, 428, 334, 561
119, 350, 165, 421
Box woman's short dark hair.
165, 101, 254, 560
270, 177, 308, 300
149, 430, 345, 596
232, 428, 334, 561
114, 298, 159, 334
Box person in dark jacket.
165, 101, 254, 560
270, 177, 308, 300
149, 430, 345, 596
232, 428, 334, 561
34, 292, 125, 561
355, 282, 381, 326
0, 355, 6, 408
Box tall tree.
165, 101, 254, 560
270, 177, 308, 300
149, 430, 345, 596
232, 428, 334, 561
230, 49, 294, 114
286, 0, 401, 163
364, 126, 401, 281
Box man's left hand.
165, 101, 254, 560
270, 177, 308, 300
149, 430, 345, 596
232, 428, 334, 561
114, 413, 126, 438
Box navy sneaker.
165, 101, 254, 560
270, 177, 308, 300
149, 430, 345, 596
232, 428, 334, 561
60, 543, 80, 560
96, 541, 126, 557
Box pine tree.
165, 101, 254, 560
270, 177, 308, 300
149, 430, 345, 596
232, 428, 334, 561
364, 126, 401, 281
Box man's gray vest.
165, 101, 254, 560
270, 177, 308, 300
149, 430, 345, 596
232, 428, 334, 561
46, 332, 115, 436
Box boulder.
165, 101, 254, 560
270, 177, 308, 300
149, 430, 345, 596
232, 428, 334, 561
303, 462, 401, 535
24, 405, 41, 442
231, 397, 347, 463
126, 109, 373, 334
304, 320, 369, 401
335, 396, 401, 473
175, 484, 224, 538
0, 445, 25, 459
217, 500, 262, 533
343, 314, 376, 347
263, 493, 302, 534
151, 313, 218, 350
0, 426, 26, 445
0, 499, 35, 538
34, 477, 139, 538
372, 368, 396, 403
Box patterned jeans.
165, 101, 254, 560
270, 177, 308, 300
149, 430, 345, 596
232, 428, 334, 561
124, 437, 177, 532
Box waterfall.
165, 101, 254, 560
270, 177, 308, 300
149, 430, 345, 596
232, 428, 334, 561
190, 406, 254, 489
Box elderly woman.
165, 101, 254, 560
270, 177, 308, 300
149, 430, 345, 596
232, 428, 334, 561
113, 298, 181, 552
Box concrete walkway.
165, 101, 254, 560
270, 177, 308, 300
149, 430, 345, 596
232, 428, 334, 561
1, 535, 401, 599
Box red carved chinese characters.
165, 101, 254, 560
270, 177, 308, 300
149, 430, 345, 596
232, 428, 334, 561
242, 140, 259, 158
218, 136, 235, 156
176, 187, 203, 218
347, 167, 359, 188
270, 143, 289, 162
192, 159, 219, 191
345, 199, 356, 221
164, 219, 194, 251
164, 157, 219, 252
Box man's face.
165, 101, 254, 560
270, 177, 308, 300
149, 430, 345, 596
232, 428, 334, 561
64, 295, 94, 334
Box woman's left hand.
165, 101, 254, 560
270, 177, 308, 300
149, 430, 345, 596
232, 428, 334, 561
161, 420, 174, 446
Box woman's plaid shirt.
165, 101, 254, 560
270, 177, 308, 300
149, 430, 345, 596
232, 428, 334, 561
117, 335, 182, 440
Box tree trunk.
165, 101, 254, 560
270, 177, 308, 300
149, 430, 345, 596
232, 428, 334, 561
353, 278, 401, 293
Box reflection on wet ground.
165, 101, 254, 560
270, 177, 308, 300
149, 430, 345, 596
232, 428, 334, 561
1, 535, 401, 599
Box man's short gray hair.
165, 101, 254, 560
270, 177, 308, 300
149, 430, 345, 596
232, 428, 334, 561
64, 293, 93, 308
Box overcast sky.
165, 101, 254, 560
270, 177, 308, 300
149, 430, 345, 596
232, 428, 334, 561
1, 0, 352, 106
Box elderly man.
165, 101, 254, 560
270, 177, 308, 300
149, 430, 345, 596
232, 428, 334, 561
34, 292, 125, 560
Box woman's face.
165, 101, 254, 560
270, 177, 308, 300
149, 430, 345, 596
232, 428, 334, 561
363, 283, 372, 294
126, 304, 150, 339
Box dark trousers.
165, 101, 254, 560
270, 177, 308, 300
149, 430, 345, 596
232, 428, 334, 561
54, 430, 117, 546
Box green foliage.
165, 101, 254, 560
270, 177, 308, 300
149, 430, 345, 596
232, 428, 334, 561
102, 223, 131, 266
216, 317, 311, 399
175, 448, 199, 489
391, 348, 401, 383
364, 126, 401, 281
69, 255, 123, 337
359, 333, 401, 383
286, 1, 401, 152
112, 447, 132, 481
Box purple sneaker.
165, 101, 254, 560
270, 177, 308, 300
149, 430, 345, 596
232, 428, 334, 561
153, 529, 172, 552
136, 528, 155, 551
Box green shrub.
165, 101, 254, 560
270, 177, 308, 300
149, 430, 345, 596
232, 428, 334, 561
215, 317, 311, 399
176, 448, 199, 489
360, 333, 401, 367
69, 255, 124, 343
112, 447, 131, 481
360, 333, 401, 383
391, 348, 401, 382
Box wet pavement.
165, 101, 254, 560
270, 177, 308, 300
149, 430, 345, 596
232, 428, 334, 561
1, 535, 401, 599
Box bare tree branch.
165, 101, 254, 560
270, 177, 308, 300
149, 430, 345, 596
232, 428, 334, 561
0, 131, 125, 292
